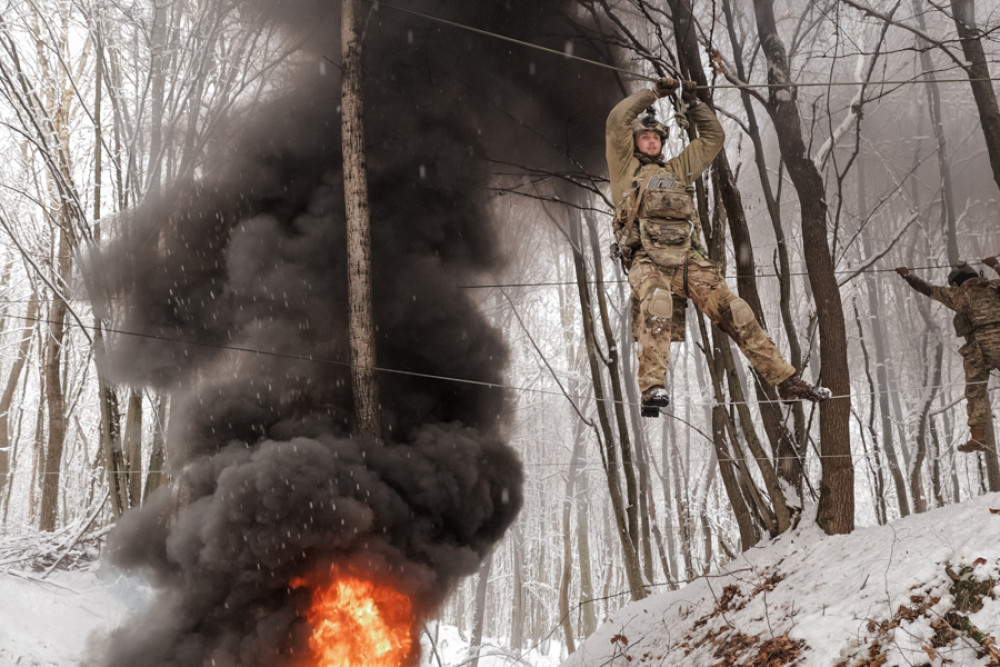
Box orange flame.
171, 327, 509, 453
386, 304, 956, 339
298, 572, 414, 667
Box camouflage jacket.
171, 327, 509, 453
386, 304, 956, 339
905, 274, 1000, 336
605, 87, 724, 266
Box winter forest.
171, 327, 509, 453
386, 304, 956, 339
1, 0, 1000, 665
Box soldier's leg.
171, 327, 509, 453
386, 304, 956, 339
680, 255, 796, 387
960, 341, 991, 451
628, 255, 674, 393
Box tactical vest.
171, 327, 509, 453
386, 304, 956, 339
635, 166, 697, 269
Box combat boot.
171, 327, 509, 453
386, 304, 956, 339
957, 426, 989, 453
641, 386, 669, 418
777, 373, 832, 403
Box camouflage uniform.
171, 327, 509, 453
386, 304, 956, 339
901, 267, 1000, 437
606, 88, 796, 394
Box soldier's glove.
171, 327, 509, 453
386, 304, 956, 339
985, 256, 999, 269
895, 267, 909, 278
611, 243, 634, 272
681, 80, 700, 106
655, 77, 679, 98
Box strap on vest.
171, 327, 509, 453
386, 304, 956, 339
625, 173, 652, 239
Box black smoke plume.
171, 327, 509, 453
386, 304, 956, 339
89, 1, 618, 665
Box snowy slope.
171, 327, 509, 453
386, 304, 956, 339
564, 492, 1000, 666
2, 494, 999, 666
0, 567, 141, 667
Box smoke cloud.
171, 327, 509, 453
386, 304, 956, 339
88, 1, 618, 665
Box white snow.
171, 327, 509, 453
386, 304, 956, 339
1, 494, 998, 666
565, 492, 1000, 666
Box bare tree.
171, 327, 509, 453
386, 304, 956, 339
341, 0, 380, 440
752, 0, 854, 534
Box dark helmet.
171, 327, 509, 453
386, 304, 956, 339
632, 107, 669, 141
947, 261, 979, 286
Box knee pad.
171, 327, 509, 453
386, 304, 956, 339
730, 298, 755, 330
648, 288, 673, 319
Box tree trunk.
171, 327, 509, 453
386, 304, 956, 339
721, 0, 808, 455
576, 472, 598, 637
39, 278, 69, 531
559, 417, 584, 655
508, 524, 524, 652
669, 0, 802, 497
468, 551, 493, 667
569, 214, 645, 601
858, 159, 910, 518
753, 0, 854, 534
950, 0, 1000, 196
0, 295, 37, 509
912, 0, 959, 263
852, 301, 888, 525
341, 0, 380, 440
143, 393, 167, 500
911, 341, 943, 513
123, 389, 143, 507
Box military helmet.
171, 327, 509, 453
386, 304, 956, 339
633, 107, 669, 141
947, 261, 979, 286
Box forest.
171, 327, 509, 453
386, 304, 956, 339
0, 0, 998, 665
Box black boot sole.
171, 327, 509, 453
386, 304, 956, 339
641, 405, 661, 418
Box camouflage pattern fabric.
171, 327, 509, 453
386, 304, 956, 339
628, 252, 796, 392
961, 327, 1000, 430
907, 274, 1000, 432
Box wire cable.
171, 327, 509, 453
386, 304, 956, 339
367, 0, 1000, 91
459, 262, 995, 289
5, 310, 995, 413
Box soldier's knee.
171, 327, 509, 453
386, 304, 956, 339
730, 298, 755, 330
647, 288, 673, 319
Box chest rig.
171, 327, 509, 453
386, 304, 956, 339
632, 163, 697, 268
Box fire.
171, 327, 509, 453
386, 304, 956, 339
297, 572, 415, 667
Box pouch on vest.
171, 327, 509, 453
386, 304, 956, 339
639, 188, 695, 221
640, 218, 693, 268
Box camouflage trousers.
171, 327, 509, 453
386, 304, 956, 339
960, 326, 1000, 430
628, 252, 796, 393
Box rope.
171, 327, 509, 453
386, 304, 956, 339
459, 262, 997, 289
366, 0, 1000, 91
5, 307, 996, 413
366, 0, 656, 82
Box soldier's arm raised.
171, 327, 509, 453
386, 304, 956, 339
606, 88, 659, 204
666, 101, 725, 186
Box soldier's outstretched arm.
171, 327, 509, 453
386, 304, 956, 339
896, 267, 960, 309
895, 267, 931, 296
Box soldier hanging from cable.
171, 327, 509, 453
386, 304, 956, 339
896, 257, 1000, 453
606, 77, 830, 417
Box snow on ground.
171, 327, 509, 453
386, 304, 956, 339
565, 491, 1000, 666
0, 559, 557, 666
2, 493, 998, 666
0, 565, 140, 667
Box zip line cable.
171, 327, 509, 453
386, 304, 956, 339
459, 262, 996, 289
366, 0, 654, 81
6, 311, 995, 413
0, 259, 968, 301
366, 0, 1000, 91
